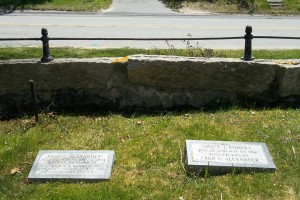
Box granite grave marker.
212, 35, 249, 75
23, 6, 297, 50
28, 150, 115, 183
185, 140, 276, 175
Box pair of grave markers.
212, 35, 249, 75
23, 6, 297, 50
28, 140, 276, 183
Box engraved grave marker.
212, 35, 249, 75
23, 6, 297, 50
28, 150, 115, 183
185, 140, 276, 175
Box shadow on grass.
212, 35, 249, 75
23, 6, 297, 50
15, 99, 300, 122
1, 94, 300, 120
0, 0, 52, 15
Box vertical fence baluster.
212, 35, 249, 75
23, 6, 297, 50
242, 25, 254, 61
41, 28, 53, 62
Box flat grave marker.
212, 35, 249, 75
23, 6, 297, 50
185, 140, 276, 175
28, 150, 115, 183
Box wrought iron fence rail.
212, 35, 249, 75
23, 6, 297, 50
0, 36, 243, 41
1, 36, 300, 41
0, 26, 299, 62
254, 36, 300, 40
0, 38, 40, 41
49, 36, 244, 41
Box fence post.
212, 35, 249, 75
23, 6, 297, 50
28, 80, 39, 123
242, 25, 254, 61
41, 28, 53, 62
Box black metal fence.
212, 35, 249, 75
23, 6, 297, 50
0, 25, 300, 62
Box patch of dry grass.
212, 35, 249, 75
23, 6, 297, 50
178, 0, 300, 15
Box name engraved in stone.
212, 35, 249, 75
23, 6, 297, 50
191, 143, 268, 165
28, 150, 115, 182
185, 140, 276, 175
34, 153, 108, 176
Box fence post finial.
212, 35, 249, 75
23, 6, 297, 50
41, 28, 53, 62
242, 25, 254, 61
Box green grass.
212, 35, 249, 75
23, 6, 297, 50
1, 0, 299, 14
164, 0, 300, 15
0, 47, 300, 60
0, 0, 112, 11
0, 108, 300, 199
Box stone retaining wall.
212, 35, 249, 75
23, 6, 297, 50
0, 55, 299, 117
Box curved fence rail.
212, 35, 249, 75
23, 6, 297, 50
0, 25, 299, 62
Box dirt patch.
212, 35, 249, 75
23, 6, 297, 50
178, 2, 241, 14
179, 7, 212, 15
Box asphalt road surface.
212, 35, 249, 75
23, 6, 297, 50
106, 0, 175, 15
0, 0, 300, 49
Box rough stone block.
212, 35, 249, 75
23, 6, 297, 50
277, 60, 300, 97
127, 55, 276, 95
0, 58, 118, 92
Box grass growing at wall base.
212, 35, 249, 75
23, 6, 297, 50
0, 108, 299, 199
0, 47, 300, 60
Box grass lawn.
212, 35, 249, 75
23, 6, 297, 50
1, 0, 299, 14
163, 0, 300, 15
0, 47, 299, 199
0, 108, 299, 199
0, 0, 112, 11
0, 47, 300, 60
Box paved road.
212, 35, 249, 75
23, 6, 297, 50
0, 0, 300, 49
106, 0, 175, 15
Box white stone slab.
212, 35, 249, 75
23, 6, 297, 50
185, 140, 276, 175
28, 150, 115, 183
